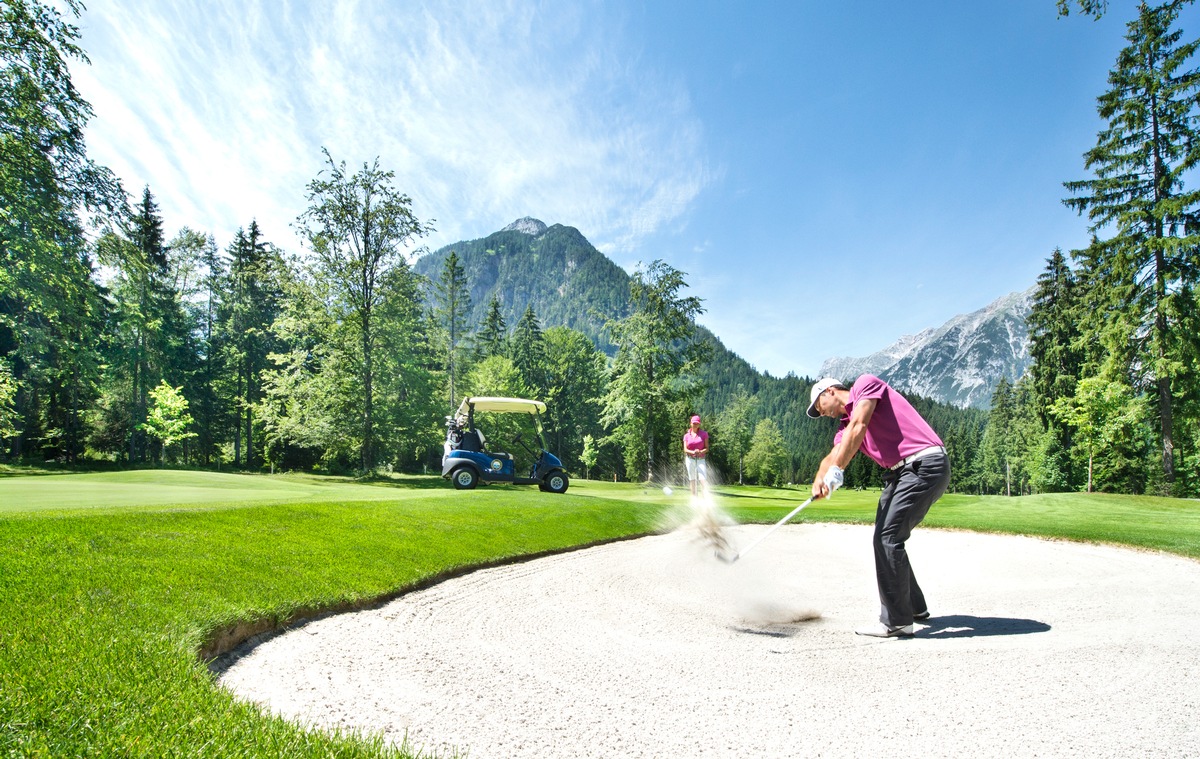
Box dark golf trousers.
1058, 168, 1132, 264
875, 453, 950, 628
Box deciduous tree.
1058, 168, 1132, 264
139, 381, 197, 465
543, 326, 607, 470
601, 261, 706, 480
716, 385, 758, 485
295, 150, 433, 471
1051, 376, 1150, 492
746, 417, 787, 487
1, 0, 123, 461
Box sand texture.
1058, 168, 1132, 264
217, 524, 1200, 758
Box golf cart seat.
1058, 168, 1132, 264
457, 429, 484, 452
454, 428, 513, 460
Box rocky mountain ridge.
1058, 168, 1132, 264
819, 288, 1034, 409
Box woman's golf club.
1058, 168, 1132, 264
717, 494, 820, 564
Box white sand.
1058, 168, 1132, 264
217, 524, 1200, 758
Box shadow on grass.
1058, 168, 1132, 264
919, 614, 1051, 639
353, 474, 450, 490
0, 462, 125, 477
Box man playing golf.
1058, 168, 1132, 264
808, 375, 950, 638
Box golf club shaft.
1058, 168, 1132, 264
730, 495, 817, 562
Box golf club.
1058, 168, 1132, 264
717, 494, 819, 564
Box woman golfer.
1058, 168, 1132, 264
809, 375, 950, 638
682, 415, 709, 496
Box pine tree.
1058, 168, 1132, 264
1063, 1, 1200, 489
474, 296, 508, 361
222, 221, 281, 468
193, 231, 226, 466
1027, 248, 1086, 487
979, 378, 1016, 495
1028, 249, 1085, 418
433, 250, 471, 410
108, 187, 194, 463
372, 261, 441, 469
511, 305, 548, 398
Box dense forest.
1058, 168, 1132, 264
2, 0, 1197, 495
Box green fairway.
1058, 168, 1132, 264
1, 470, 1198, 757
0, 469, 440, 515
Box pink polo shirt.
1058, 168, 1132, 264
832, 374, 943, 469
683, 429, 708, 457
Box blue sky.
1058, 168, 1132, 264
72, 1, 1150, 377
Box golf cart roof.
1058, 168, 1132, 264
456, 396, 546, 417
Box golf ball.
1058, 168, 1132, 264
662, 486, 673, 496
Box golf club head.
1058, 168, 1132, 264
715, 548, 738, 564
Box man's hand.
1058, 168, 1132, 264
822, 465, 844, 496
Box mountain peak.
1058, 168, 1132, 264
502, 217, 548, 236
819, 287, 1035, 408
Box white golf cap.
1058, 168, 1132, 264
806, 377, 847, 418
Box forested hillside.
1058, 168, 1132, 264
413, 219, 631, 354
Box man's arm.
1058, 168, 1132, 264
811, 398, 877, 497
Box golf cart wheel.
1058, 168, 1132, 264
451, 467, 478, 490
543, 470, 569, 494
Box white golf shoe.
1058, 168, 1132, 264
855, 622, 914, 638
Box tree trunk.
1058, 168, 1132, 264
129, 328, 140, 464
646, 425, 654, 482
234, 367, 242, 467
362, 313, 374, 472
1153, 261, 1175, 485
1158, 373, 1175, 485
1150, 95, 1175, 486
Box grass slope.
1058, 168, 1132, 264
2, 470, 1198, 757
0, 472, 656, 757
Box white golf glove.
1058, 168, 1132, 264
822, 465, 844, 495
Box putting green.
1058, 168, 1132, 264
0, 469, 427, 514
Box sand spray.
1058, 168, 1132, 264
649, 463, 821, 629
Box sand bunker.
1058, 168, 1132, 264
217, 524, 1200, 758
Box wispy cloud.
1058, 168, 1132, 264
73, 0, 709, 260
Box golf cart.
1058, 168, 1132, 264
441, 396, 569, 493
